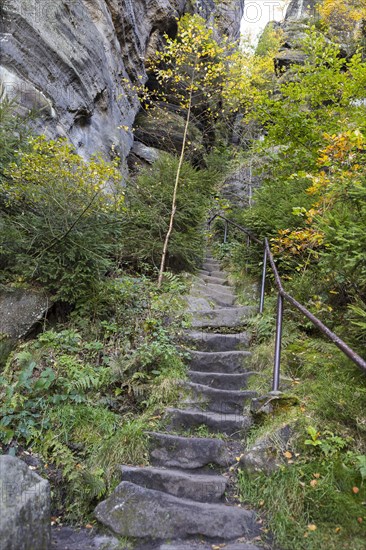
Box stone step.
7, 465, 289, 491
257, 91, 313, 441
184, 382, 257, 414
188, 370, 257, 390
158, 543, 262, 550
202, 260, 221, 270
206, 270, 228, 279
191, 306, 255, 329
164, 408, 253, 437
95, 481, 259, 540
185, 296, 213, 313
148, 432, 238, 469
192, 283, 235, 299
120, 465, 227, 502
193, 284, 235, 297
187, 350, 252, 372
197, 269, 211, 276
191, 287, 236, 307
183, 331, 251, 352
199, 275, 228, 285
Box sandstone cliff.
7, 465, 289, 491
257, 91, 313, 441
1, 0, 243, 162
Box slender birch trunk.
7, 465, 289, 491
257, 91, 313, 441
157, 85, 193, 288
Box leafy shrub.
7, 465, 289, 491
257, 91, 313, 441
121, 152, 215, 273
0, 272, 188, 519
1, 136, 124, 302
0, 99, 31, 184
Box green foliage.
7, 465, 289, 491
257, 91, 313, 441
121, 152, 214, 272
0, 99, 31, 184
304, 426, 351, 457
226, 29, 366, 350
238, 455, 366, 550
0, 273, 188, 519
233, 302, 366, 548
1, 136, 124, 301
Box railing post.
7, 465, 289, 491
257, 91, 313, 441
272, 292, 284, 392
259, 244, 267, 314
224, 221, 228, 244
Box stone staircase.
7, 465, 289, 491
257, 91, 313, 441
95, 254, 263, 549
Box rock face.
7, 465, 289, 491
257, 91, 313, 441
0, 455, 51, 550
274, 0, 318, 74
285, 0, 318, 21
1, 0, 244, 162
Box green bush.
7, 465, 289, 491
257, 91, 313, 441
1, 136, 124, 302
0, 272, 188, 519
121, 152, 215, 273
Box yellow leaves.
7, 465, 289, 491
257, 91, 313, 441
272, 227, 325, 257
4, 136, 124, 214
320, 129, 366, 168
319, 0, 366, 30
307, 523, 317, 531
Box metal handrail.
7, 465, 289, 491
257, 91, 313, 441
208, 213, 366, 391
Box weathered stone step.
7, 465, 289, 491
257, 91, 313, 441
192, 282, 235, 298
202, 260, 221, 270
188, 370, 257, 390
158, 543, 262, 550
191, 287, 236, 307
164, 408, 253, 437
187, 350, 251, 372
205, 270, 228, 279
95, 482, 259, 540
148, 432, 238, 469
183, 331, 251, 352
184, 382, 257, 414
191, 306, 255, 329
193, 284, 235, 296
199, 275, 228, 285
121, 465, 227, 502
185, 296, 213, 312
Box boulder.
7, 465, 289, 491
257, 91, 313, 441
239, 424, 296, 474
0, 455, 51, 550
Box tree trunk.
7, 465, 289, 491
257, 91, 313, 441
157, 90, 193, 288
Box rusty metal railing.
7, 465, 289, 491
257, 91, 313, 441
208, 213, 366, 391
